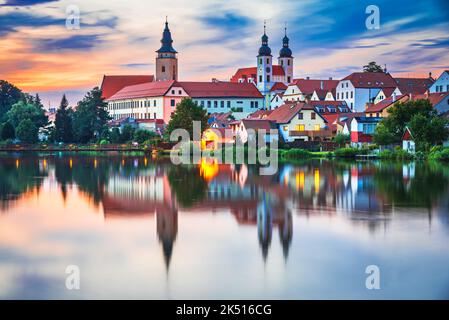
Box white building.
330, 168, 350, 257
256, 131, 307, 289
336, 72, 398, 112
429, 70, 449, 93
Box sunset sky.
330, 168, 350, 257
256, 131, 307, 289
1, 0, 449, 107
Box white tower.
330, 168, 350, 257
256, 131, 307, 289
278, 26, 293, 84
257, 23, 274, 109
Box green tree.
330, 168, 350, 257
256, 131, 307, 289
1, 121, 15, 140
373, 122, 396, 147
109, 127, 121, 143
16, 119, 38, 143
72, 87, 110, 143
165, 98, 208, 141
120, 124, 135, 143
55, 94, 74, 143
0, 80, 24, 121
134, 129, 158, 144
6, 100, 48, 129
363, 61, 384, 73
333, 133, 350, 144
408, 114, 448, 151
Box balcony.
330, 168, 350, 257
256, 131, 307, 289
289, 129, 333, 139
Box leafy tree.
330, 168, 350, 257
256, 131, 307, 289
55, 94, 74, 143
408, 114, 448, 151
16, 119, 38, 143
134, 129, 158, 144
72, 87, 110, 143
333, 133, 350, 144
109, 127, 121, 143
373, 122, 396, 147
363, 61, 384, 73
0, 80, 24, 121
120, 124, 135, 143
1, 121, 15, 140
6, 100, 48, 129
165, 98, 208, 141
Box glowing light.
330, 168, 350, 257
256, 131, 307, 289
199, 158, 219, 181
94, 159, 98, 168
15, 159, 20, 168
314, 169, 320, 193
43, 159, 47, 169
144, 157, 148, 166
296, 171, 305, 190
69, 158, 73, 169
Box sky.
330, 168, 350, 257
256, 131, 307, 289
1, 0, 449, 107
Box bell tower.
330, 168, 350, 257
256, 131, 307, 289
156, 18, 178, 81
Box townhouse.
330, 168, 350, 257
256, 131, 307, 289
282, 78, 339, 102
336, 72, 397, 112
429, 70, 449, 93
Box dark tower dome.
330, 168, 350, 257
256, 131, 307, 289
279, 27, 292, 58
156, 19, 177, 53
258, 25, 272, 56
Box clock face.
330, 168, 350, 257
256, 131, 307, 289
266, 67, 270, 73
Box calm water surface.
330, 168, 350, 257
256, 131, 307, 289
1, 153, 449, 299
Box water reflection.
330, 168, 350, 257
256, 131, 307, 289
1, 153, 449, 298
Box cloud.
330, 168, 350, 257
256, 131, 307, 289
33, 34, 103, 52
0, 0, 58, 6
121, 63, 153, 68
0, 11, 64, 36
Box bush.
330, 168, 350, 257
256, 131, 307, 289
379, 148, 414, 160
429, 147, 449, 161
16, 119, 38, 143
280, 148, 312, 159
134, 129, 158, 144
99, 139, 109, 145
334, 147, 360, 158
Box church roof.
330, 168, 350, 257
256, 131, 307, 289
156, 21, 177, 53
100, 75, 154, 99
230, 66, 285, 83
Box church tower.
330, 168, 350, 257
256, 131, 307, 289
257, 23, 274, 109
156, 19, 178, 81
278, 26, 293, 84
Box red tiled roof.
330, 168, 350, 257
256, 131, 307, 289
308, 100, 349, 110
107, 80, 176, 100
379, 87, 397, 98
290, 79, 339, 95
270, 82, 287, 92
179, 81, 263, 98
241, 119, 276, 131
342, 72, 397, 88
266, 102, 323, 124
247, 109, 273, 119
230, 66, 285, 83
366, 94, 408, 113
413, 92, 449, 106
402, 127, 413, 141
100, 75, 154, 99
394, 77, 434, 95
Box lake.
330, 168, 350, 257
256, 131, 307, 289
0, 152, 449, 299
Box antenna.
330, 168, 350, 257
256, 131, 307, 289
284, 21, 287, 36
263, 19, 266, 34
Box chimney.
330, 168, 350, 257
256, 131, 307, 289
320, 81, 324, 90
429, 72, 433, 79
329, 77, 333, 80
306, 76, 310, 80
392, 92, 396, 102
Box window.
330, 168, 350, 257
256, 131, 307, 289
171, 90, 175, 94
221, 101, 224, 108
314, 124, 320, 131
170, 99, 175, 106
207, 101, 211, 108
227, 101, 231, 108
281, 60, 283, 66
267, 75, 270, 82
200, 101, 205, 107
214, 101, 218, 108
346, 92, 348, 99
350, 91, 353, 99
259, 58, 262, 64
162, 66, 166, 72
154, 112, 156, 119
153, 100, 156, 107
178, 90, 182, 94
296, 124, 305, 131
298, 112, 303, 120
362, 123, 376, 134
287, 60, 290, 66
266, 58, 269, 64
255, 101, 258, 108
251, 101, 254, 108
259, 75, 262, 82
287, 77, 291, 83
311, 112, 316, 119
341, 83, 344, 88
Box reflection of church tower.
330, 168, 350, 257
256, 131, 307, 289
257, 196, 273, 261
278, 210, 293, 260
157, 207, 178, 271
156, 18, 178, 81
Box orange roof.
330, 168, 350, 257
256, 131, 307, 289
342, 72, 397, 88
107, 80, 176, 100
366, 94, 409, 112
266, 102, 324, 124
270, 82, 287, 92
413, 92, 449, 106
247, 109, 273, 119
230, 66, 285, 83
290, 78, 339, 95
241, 119, 276, 131
179, 81, 263, 98
100, 75, 154, 99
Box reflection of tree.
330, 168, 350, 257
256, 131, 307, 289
167, 165, 208, 208
373, 162, 449, 208
0, 158, 47, 207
